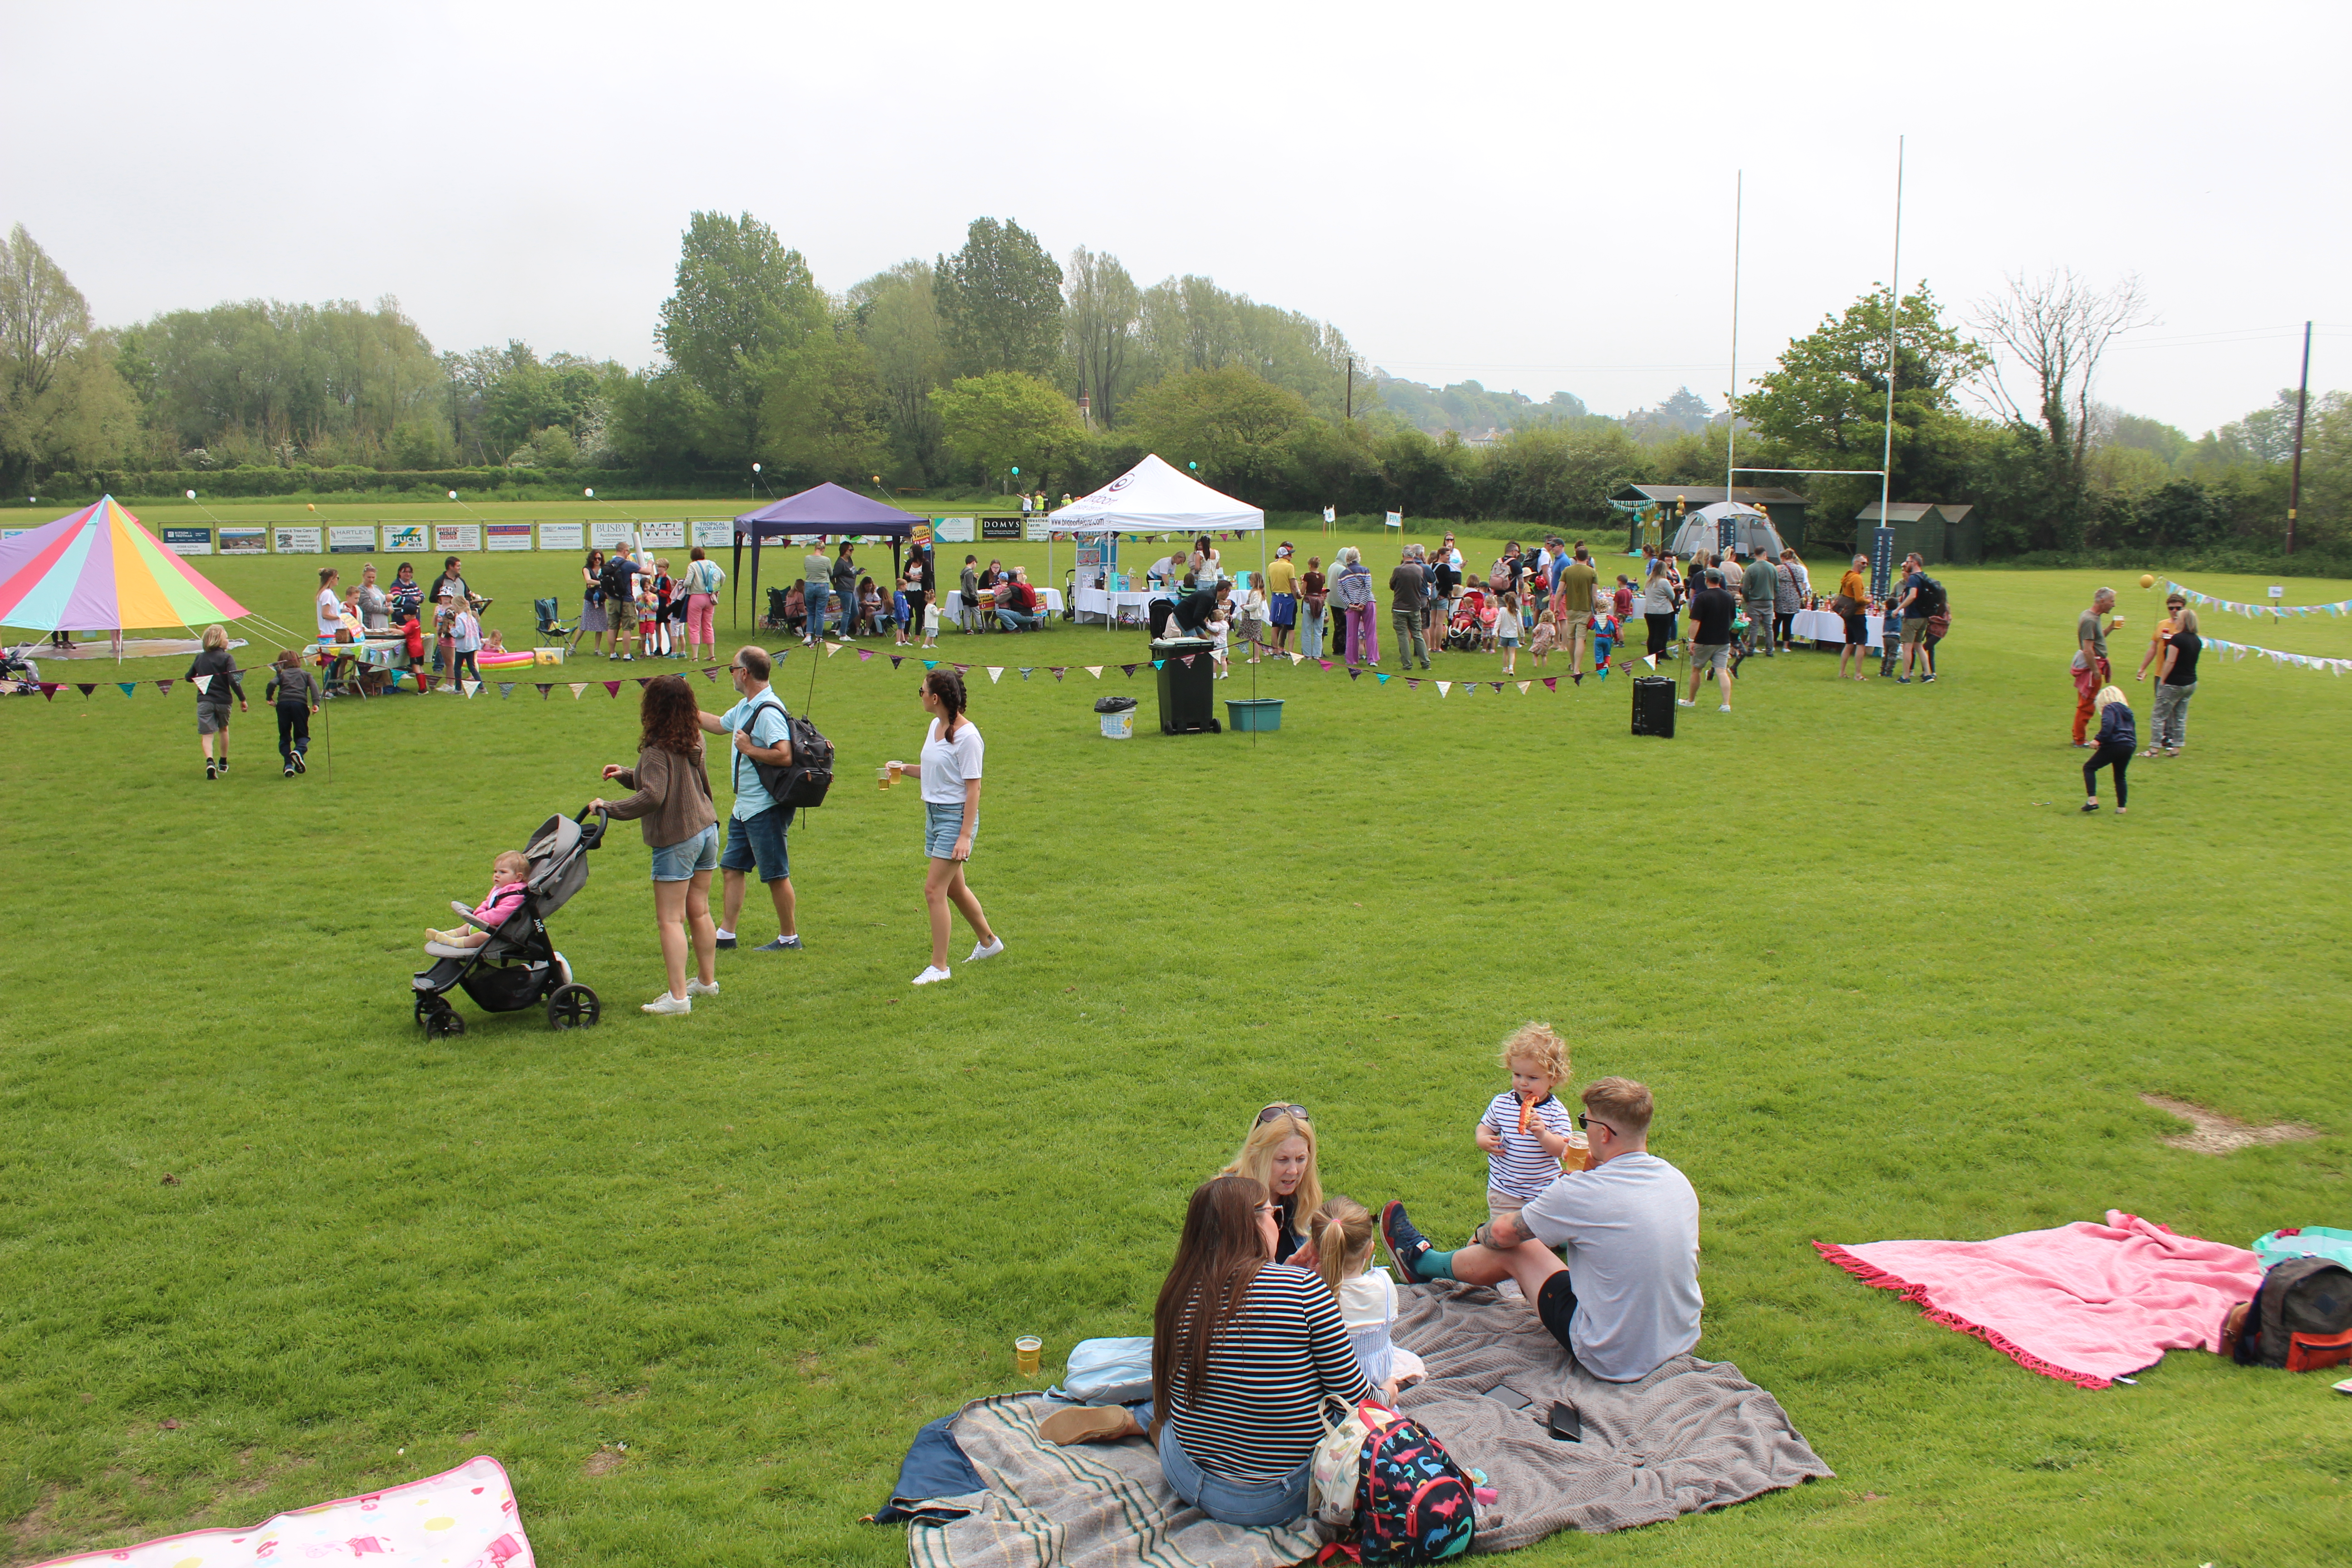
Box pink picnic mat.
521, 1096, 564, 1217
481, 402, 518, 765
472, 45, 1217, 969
29, 1454, 529, 1568
1816, 1209, 2263, 1388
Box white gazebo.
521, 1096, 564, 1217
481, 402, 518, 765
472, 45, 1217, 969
1050, 455, 1266, 627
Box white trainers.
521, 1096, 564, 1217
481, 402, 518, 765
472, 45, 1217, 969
911, 965, 951, 986
1676, 698, 1695, 708
641, 993, 691, 1015
1718, 703, 1732, 712
685, 978, 720, 997
968, 937, 1005, 963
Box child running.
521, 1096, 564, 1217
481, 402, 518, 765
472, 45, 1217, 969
1310, 1194, 1427, 1403
265, 648, 320, 776
1475, 1021, 1579, 1228
426, 850, 532, 952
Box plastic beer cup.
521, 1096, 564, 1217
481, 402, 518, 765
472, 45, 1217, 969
1015, 1336, 1042, 1378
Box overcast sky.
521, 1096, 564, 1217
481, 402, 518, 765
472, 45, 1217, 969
7, 0, 2345, 436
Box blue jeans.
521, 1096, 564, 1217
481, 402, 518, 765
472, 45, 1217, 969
1127, 1402, 1311, 1528
999, 608, 1042, 632
805, 584, 830, 639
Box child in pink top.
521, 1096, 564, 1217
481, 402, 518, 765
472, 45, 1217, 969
426, 850, 531, 951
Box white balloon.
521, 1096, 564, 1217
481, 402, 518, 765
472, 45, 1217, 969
185, 489, 196, 499
752, 463, 761, 473
583, 488, 594, 498
448, 490, 458, 500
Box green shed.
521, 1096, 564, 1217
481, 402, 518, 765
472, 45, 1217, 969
1855, 502, 1945, 566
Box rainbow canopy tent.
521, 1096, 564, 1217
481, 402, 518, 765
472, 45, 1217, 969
0, 496, 251, 632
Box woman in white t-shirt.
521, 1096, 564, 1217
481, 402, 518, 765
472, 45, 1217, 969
883, 668, 1002, 986
314, 566, 343, 640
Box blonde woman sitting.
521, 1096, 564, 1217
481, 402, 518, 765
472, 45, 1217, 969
1221, 1104, 1322, 1264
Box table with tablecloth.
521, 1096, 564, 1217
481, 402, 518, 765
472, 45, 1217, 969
1073, 585, 1158, 627
1790, 608, 1883, 646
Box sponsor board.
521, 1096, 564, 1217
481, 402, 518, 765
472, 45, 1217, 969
329, 526, 376, 553
691, 519, 730, 547
219, 527, 266, 555
539, 522, 584, 552
273, 526, 323, 554
382, 524, 428, 554
911, 522, 932, 548
434, 524, 481, 553
933, 515, 975, 543
591, 520, 636, 550
486, 523, 534, 552
1025, 517, 1053, 542
162, 527, 212, 556
980, 515, 1023, 541
639, 519, 685, 549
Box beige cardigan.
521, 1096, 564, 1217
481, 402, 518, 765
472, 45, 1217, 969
605, 742, 717, 848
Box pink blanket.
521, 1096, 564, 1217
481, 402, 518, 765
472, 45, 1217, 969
1816, 1210, 2262, 1388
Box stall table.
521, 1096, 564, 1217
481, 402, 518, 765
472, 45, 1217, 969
1789, 608, 1883, 647
1074, 585, 1158, 628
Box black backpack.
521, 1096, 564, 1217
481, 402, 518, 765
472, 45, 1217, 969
2228, 1256, 2352, 1372
1915, 575, 1948, 616
598, 557, 635, 603
739, 694, 834, 810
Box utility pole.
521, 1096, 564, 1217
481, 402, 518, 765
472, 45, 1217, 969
2287, 320, 2311, 556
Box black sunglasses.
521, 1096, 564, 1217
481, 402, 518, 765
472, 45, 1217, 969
1256, 1103, 1310, 1127
1575, 1114, 1617, 1139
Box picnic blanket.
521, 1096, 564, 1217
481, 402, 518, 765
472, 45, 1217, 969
1816, 1209, 2264, 1389
27, 1455, 530, 1568
897, 1284, 1830, 1565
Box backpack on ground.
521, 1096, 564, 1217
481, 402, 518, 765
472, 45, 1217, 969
2226, 1256, 2352, 1373
1311, 1398, 1475, 1564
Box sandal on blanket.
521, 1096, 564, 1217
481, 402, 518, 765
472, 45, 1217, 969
1037, 1406, 1140, 1446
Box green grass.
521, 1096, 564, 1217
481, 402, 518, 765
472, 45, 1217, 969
3, 535, 2349, 1567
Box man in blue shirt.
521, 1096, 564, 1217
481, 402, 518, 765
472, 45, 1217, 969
696, 644, 803, 952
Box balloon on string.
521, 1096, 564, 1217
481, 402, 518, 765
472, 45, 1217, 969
583, 488, 594, 498
448, 490, 458, 500
185, 489, 196, 500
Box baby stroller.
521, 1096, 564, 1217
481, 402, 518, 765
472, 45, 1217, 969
1443, 587, 1487, 652
412, 808, 608, 1036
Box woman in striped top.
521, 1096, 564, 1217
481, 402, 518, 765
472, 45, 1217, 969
1038, 1176, 1370, 1527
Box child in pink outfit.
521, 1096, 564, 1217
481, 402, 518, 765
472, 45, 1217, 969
426, 850, 531, 951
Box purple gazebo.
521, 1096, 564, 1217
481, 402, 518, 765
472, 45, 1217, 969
732, 483, 929, 629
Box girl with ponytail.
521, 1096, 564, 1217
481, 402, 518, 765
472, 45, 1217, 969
1309, 1194, 1426, 1401
886, 667, 1003, 984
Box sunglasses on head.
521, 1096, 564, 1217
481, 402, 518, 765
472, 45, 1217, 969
1256, 1103, 1309, 1127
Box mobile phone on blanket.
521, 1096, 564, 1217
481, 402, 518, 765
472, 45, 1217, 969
1547, 1401, 1582, 1442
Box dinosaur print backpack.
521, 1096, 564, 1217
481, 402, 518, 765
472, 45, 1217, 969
1313, 1398, 1476, 1564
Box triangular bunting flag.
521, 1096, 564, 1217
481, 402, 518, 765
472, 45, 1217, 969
824, 642, 843, 657
1435, 681, 1450, 696
857, 648, 874, 662
1543, 677, 1558, 691
1490, 681, 1506, 692
889, 656, 904, 668
986, 666, 1004, 683
1180, 654, 1196, 668
1085, 666, 1103, 679
498, 682, 514, 698
39, 683, 58, 700
634, 677, 651, 689
923, 660, 938, 671
156, 679, 174, 694
1642, 654, 1657, 669
1517, 681, 1532, 694
1318, 659, 1333, 670
75, 682, 94, 698
1017, 667, 1033, 680
569, 682, 588, 698
1049, 667, 1065, 681
1151, 659, 1166, 671
951, 663, 970, 674
1348, 667, 1361, 681
1289, 652, 1303, 666
1375, 671, 1389, 684
464, 680, 482, 697
118, 682, 136, 697
603, 681, 622, 696
537, 684, 553, 699
701, 666, 720, 681
1121, 663, 1139, 676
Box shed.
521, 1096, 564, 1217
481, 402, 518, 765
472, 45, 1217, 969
1853, 502, 1946, 567
1612, 484, 1809, 553
1938, 505, 1983, 564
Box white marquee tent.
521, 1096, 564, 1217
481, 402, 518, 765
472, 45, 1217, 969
1671, 500, 1784, 560
1049, 454, 1265, 534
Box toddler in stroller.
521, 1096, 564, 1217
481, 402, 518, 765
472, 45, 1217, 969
413, 808, 608, 1035
1443, 586, 1487, 652
425, 851, 531, 953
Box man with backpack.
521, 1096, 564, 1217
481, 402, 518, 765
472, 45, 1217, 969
698, 645, 804, 953
1896, 553, 1942, 684
599, 549, 640, 662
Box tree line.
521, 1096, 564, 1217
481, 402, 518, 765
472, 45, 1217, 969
0, 218, 2340, 557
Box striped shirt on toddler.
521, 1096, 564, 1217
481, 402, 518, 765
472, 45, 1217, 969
1482, 1090, 1576, 1198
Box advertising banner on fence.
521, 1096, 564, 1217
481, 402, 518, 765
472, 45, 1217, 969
639, 520, 685, 549
434, 524, 481, 553
273, 526, 322, 554
486, 523, 534, 552
382, 524, 428, 554
330, 526, 375, 553
162, 527, 212, 556
539, 522, 584, 552
934, 516, 975, 543
219, 527, 266, 555
590, 520, 636, 550
981, 516, 1023, 542
1025, 517, 1052, 542
691, 519, 730, 548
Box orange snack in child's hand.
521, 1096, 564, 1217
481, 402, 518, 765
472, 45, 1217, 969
1518, 1093, 1537, 1136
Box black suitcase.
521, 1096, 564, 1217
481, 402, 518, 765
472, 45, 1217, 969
1632, 675, 1676, 738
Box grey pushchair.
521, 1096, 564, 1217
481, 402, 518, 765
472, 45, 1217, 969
412, 808, 608, 1035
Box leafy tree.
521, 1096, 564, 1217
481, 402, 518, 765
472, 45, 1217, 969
1136, 275, 1356, 419
604, 369, 710, 475
657, 211, 826, 465
929, 371, 1085, 493
760, 324, 889, 484
1740, 284, 1985, 490
1472, 423, 1647, 530
1063, 247, 1142, 429
848, 261, 950, 482
936, 218, 1063, 381
1123, 366, 1309, 494
1372, 375, 1590, 437
0, 228, 140, 488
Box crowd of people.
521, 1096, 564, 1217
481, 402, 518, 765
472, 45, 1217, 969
1034, 1026, 1701, 1530
2071, 583, 2201, 814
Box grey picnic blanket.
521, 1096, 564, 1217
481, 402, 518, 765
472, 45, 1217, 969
902, 1282, 1831, 1565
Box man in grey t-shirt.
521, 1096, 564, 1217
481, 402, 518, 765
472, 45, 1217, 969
1381, 1077, 1702, 1382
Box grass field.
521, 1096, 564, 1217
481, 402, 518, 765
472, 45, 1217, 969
3, 516, 2349, 1567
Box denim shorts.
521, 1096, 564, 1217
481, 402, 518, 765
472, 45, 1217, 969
720, 804, 791, 882
924, 800, 974, 860
649, 823, 720, 882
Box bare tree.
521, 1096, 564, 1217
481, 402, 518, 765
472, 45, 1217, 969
1971, 268, 2154, 482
